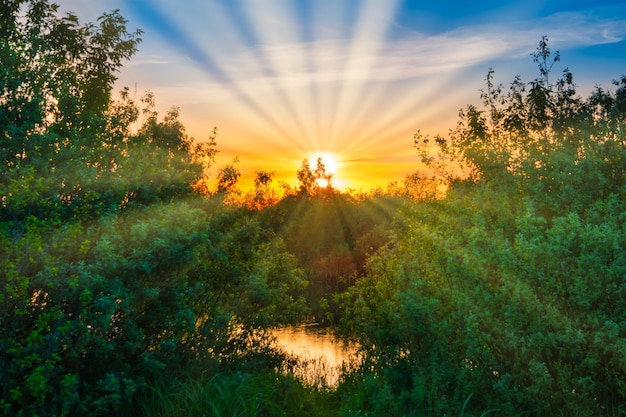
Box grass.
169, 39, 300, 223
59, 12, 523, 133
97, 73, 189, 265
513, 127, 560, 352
138, 358, 624, 417
138, 368, 340, 417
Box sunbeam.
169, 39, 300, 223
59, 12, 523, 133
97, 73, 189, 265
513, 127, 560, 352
237, 1, 318, 149
327, 0, 402, 150
119, 0, 626, 190
126, 0, 308, 149
126, 0, 407, 164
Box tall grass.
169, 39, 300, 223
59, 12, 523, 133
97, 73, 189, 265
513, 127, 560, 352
137, 365, 541, 417
138, 369, 339, 417
288, 356, 341, 389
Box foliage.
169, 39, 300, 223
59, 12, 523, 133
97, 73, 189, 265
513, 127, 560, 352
1, 198, 309, 416
314, 157, 334, 190
245, 170, 278, 210
0, 2, 307, 416
340, 186, 626, 415
415, 36, 626, 217
216, 157, 242, 195
385, 171, 446, 201
4, 4, 626, 415
294, 157, 337, 199
1, 0, 140, 223
139, 369, 341, 417
0, 1, 220, 225
296, 158, 318, 197
259, 192, 402, 324
340, 38, 626, 416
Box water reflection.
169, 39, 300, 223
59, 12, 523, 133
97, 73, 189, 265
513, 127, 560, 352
272, 324, 359, 386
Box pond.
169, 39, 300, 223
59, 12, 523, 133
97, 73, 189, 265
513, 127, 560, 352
272, 324, 360, 386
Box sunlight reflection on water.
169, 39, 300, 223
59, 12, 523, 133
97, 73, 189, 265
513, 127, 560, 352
272, 324, 359, 386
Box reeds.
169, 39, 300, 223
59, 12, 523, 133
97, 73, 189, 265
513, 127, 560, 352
138, 368, 338, 417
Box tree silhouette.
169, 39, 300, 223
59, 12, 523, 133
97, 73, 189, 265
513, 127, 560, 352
216, 157, 241, 193
297, 158, 317, 196
315, 157, 334, 189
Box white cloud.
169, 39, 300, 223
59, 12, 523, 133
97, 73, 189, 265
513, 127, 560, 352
197, 10, 623, 92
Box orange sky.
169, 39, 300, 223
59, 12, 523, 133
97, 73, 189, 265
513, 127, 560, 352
173, 98, 456, 192
113, 47, 466, 192
60, 1, 626, 191
115, 52, 481, 191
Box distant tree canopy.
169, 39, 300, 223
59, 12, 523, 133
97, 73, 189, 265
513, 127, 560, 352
296, 158, 317, 196
216, 157, 241, 194
296, 157, 335, 198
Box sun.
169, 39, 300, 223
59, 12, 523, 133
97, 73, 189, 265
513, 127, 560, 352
309, 152, 343, 188
309, 152, 340, 175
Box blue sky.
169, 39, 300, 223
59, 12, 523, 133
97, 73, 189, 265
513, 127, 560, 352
60, 0, 626, 190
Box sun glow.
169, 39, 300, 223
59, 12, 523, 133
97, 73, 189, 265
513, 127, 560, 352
309, 152, 340, 176
309, 152, 343, 188
124, 0, 418, 191
120, 0, 623, 191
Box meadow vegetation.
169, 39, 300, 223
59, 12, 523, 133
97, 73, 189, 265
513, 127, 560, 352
2, 2, 626, 416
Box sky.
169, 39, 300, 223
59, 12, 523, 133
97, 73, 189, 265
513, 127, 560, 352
59, 0, 626, 191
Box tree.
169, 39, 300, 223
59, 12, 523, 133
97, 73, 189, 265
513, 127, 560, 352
248, 170, 276, 210
120, 93, 216, 207
0, 0, 142, 222
415, 36, 626, 214
216, 157, 241, 194
315, 157, 333, 188
296, 158, 317, 197
0, 1, 141, 165
295, 157, 334, 198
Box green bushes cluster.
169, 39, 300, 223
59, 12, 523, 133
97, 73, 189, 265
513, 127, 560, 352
340, 189, 626, 415
1, 200, 309, 416
338, 38, 626, 416
1, 3, 308, 415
